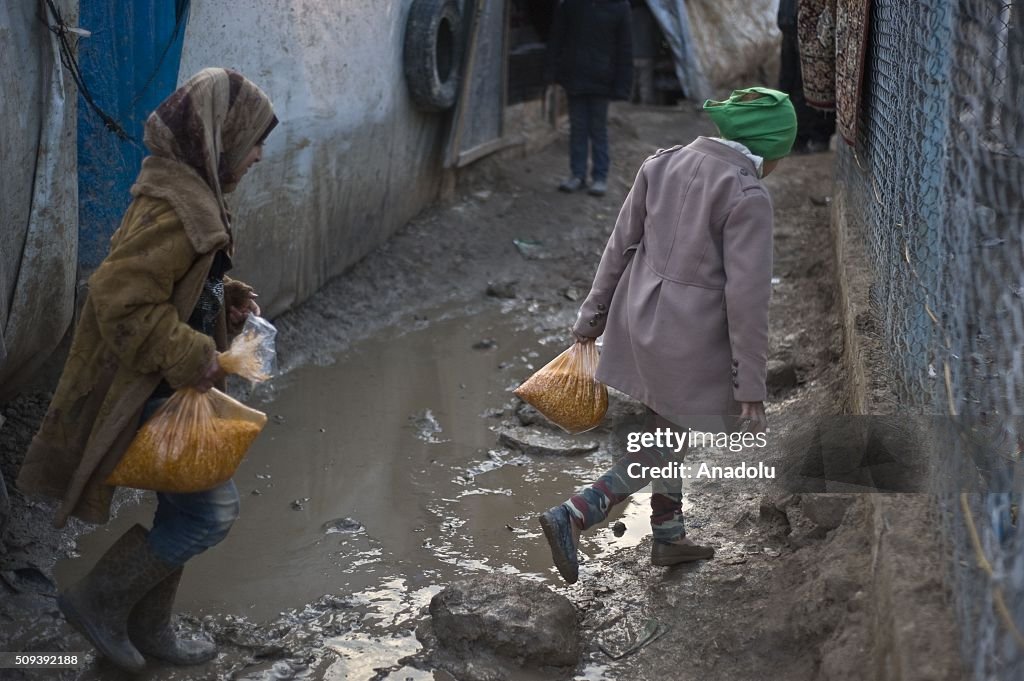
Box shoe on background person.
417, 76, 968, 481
558, 176, 586, 192
587, 179, 608, 196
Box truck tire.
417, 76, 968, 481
403, 0, 463, 112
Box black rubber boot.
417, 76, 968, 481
57, 524, 176, 672
128, 567, 218, 665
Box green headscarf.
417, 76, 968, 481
703, 87, 797, 160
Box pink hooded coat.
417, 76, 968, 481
573, 137, 774, 430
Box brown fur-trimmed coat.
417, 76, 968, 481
17, 159, 251, 527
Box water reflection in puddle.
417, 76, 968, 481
324, 633, 427, 680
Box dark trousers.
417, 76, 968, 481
568, 95, 610, 181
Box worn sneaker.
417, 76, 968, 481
587, 179, 607, 196
558, 176, 586, 192
650, 538, 715, 566
538, 506, 581, 583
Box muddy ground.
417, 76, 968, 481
0, 104, 957, 681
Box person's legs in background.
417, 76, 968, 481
587, 96, 611, 195
560, 94, 589, 191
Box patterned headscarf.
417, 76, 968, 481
143, 68, 278, 228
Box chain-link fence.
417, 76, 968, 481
835, 1, 1024, 678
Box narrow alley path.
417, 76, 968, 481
3, 104, 874, 681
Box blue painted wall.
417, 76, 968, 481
76, 0, 189, 270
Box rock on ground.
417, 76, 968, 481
767, 358, 799, 391
486, 280, 518, 299
424, 574, 580, 678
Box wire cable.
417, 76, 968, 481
42, 0, 142, 147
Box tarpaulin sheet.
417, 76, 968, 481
686, 0, 780, 94
644, 0, 712, 101
645, 0, 780, 100
0, 1, 79, 401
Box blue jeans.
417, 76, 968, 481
138, 398, 241, 566
568, 95, 610, 182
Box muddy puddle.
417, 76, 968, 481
55, 304, 686, 679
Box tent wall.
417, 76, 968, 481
0, 0, 78, 401
178, 0, 449, 317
